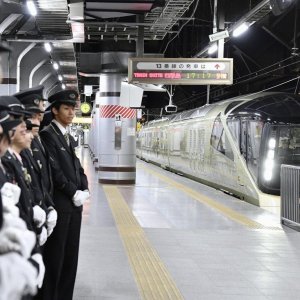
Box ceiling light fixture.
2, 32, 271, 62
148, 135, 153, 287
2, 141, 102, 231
26, 1, 37, 16
208, 43, 218, 55
233, 23, 250, 37
44, 42, 52, 52
53, 62, 59, 70
62, 83, 66, 90
58, 75, 63, 81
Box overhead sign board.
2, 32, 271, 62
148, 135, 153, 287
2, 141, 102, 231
128, 58, 233, 85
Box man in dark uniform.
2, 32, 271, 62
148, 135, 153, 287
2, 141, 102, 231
39, 90, 89, 300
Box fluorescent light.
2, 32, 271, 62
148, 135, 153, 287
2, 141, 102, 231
233, 23, 249, 37
44, 43, 52, 52
53, 62, 59, 70
62, 84, 66, 90
27, 1, 37, 16
208, 43, 218, 55
58, 75, 63, 81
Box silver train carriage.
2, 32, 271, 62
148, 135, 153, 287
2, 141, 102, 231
137, 92, 300, 212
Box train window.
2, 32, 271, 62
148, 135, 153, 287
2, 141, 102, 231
211, 114, 223, 149
211, 114, 234, 160
227, 119, 240, 147
247, 121, 263, 180
198, 129, 205, 157
189, 130, 192, 153
277, 126, 300, 164
217, 130, 226, 154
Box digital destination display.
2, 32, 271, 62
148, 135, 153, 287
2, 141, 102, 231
128, 58, 233, 85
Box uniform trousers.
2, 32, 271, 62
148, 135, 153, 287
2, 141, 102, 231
38, 210, 82, 300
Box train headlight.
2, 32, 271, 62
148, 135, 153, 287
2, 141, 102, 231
264, 158, 274, 181
267, 149, 275, 159
263, 138, 276, 181
268, 138, 276, 149
264, 170, 273, 181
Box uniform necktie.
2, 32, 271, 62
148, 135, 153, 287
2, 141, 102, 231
64, 133, 70, 146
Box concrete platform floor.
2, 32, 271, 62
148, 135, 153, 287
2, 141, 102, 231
74, 148, 300, 300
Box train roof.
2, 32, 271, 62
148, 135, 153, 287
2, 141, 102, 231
228, 93, 300, 122
145, 92, 300, 126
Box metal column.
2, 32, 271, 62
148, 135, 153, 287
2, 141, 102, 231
96, 73, 136, 184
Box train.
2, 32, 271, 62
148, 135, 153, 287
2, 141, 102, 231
136, 92, 300, 213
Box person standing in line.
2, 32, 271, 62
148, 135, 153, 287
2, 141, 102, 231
39, 90, 89, 300
0, 96, 45, 298
14, 86, 57, 238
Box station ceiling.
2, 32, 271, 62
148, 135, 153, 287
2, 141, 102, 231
0, 0, 299, 112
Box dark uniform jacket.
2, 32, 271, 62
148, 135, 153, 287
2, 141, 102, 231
2, 151, 37, 233
1, 153, 41, 287
40, 122, 88, 212
21, 148, 54, 211
0, 166, 8, 229
31, 136, 53, 199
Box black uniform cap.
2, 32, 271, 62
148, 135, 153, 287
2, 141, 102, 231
48, 90, 78, 107
0, 95, 33, 117
0, 103, 21, 134
25, 119, 39, 131
14, 85, 45, 113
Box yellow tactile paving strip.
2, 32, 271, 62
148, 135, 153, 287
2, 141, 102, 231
103, 185, 184, 300
138, 163, 282, 230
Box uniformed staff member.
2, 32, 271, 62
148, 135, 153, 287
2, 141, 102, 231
1, 96, 47, 244
15, 86, 57, 238
0, 41, 43, 300
39, 90, 89, 300
0, 96, 45, 299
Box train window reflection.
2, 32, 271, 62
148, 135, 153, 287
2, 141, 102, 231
277, 126, 300, 164
211, 114, 223, 150
211, 114, 234, 160
227, 119, 240, 146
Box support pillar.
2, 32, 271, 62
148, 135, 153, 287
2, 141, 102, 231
95, 73, 136, 184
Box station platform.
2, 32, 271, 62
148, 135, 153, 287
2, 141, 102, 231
74, 148, 300, 300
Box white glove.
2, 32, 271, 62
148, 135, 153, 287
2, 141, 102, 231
0, 229, 21, 254
38, 226, 47, 246
1, 182, 21, 217
0, 226, 36, 259
3, 213, 27, 230
0, 253, 38, 299
72, 190, 90, 207
46, 209, 57, 231
33, 205, 46, 228
1, 182, 21, 205
2, 204, 19, 217
47, 227, 53, 237
31, 253, 45, 288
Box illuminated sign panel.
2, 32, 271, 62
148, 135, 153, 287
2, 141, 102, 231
128, 58, 233, 85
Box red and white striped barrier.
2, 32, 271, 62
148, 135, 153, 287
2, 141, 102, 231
99, 105, 136, 119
